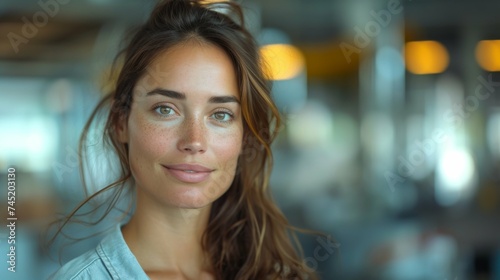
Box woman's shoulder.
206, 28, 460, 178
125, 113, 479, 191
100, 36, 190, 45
48, 226, 118, 280
48, 224, 149, 280
48, 248, 109, 280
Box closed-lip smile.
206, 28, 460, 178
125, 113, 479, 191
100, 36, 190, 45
162, 163, 214, 183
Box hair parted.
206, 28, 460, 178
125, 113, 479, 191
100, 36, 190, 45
49, 1, 319, 279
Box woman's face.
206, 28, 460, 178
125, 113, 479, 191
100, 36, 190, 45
118, 40, 243, 209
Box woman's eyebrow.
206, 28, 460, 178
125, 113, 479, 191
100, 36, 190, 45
209, 96, 240, 104
146, 88, 240, 104
146, 88, 185, 99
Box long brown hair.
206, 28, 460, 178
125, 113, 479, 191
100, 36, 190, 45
50, 0, 318, 279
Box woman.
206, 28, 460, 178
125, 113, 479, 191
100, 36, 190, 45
50, 0, 318, 279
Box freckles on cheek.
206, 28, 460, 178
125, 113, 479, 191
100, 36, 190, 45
130, 119, 173, 160
216, 134, 243, 160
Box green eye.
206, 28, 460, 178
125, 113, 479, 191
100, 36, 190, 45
212, 111, 233, 122
154, 105, 174, 116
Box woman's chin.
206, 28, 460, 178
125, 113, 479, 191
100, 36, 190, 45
172, 194, 214, 209
168, 186, 225, 209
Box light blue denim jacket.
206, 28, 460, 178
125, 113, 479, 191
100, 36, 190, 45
49, 224, 149, 280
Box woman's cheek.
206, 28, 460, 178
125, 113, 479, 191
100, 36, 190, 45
132, 117, 173, 156
215, 125, 240, 144
216, 134, 242, 167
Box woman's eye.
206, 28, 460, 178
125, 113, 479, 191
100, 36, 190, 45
154, 105, 175, 116
212, 111, 233, 122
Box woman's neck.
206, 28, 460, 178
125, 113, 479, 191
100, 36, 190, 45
121, 189, 214, 279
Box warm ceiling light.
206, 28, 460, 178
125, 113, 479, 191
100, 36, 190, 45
476, 40, 500, 72
404, 40, 449, 75
260, 44, 305, 80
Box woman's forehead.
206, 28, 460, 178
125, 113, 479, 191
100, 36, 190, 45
133, 41, 239, 100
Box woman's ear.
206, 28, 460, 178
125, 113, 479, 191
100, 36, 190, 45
116, 116, 129, 143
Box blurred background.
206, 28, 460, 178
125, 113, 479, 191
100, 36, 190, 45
1, 0, 500, 279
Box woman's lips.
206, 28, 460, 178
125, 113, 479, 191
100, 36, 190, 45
162, 164, 214, 183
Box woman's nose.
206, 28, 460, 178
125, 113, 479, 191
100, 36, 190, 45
176, 119, 207, 154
